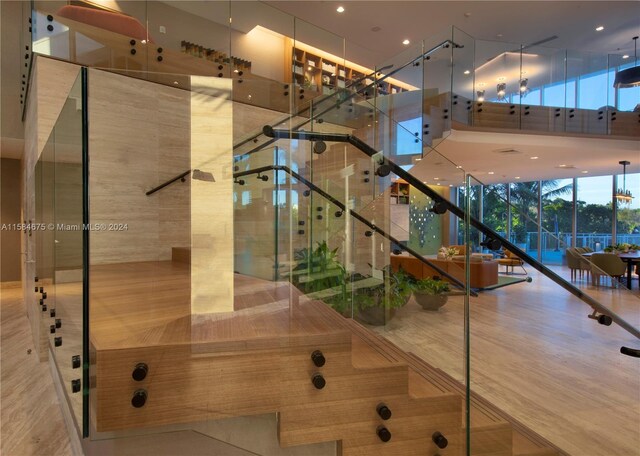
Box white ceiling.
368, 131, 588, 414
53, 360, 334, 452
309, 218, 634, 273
267, 1, 640, 68
412, 129, 640, 186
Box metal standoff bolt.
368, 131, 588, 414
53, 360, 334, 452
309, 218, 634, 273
311, 373, 326, 390
376, 403, 392, 420
131, 389, 147, 408
311, 350, 326, 367
132, 363, 149, 381
377, 426, 391, 442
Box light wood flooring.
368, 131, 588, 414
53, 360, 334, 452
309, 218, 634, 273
1, 286, 72, 456
373, 267, 640, 456
2, 262, 639, 456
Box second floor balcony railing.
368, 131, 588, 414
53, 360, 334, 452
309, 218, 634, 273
23, 2, 640, 140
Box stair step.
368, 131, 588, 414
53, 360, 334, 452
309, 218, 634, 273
305, 277, 384, 301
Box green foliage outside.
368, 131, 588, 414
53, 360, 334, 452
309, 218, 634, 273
462, 180, 640, 246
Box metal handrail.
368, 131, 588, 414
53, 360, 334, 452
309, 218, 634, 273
145, 171, 190, 196
263, 125, 640, 340
233, 39, 459, 156
234, 164, 475, 296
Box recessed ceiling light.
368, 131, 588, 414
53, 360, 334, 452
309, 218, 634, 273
336, 6, 345, 13
415, 158, 422, 161
456, 165, 463, 169
433, 177, 440, 180
402, 39, 410, 45
515, 176, 521, 179
463, 70, 470, 75
595, 26, 604, 31
497, 76, 506, 82
530, 156, 539, 160
488, 171, 495, 175
308, 66, 313, 71
623, 54, 630, 59
496, 33, 503, 38
449, 184, 453, 187
581, 170, 589, 174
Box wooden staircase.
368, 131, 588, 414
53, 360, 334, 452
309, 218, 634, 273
88, 261, 565, 456
343, 318, 565, 456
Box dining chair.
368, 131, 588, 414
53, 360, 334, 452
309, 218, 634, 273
566, 248, 590, 281
589, 253, 626, 287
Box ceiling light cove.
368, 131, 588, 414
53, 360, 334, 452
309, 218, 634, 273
336, 6, 345, 13
402, 39, 410, 45
595, 26, 604, 31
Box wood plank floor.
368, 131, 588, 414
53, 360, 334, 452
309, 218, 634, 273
372, 268, 640, 456
0, 287, 72, 456
2, 261, 639, 456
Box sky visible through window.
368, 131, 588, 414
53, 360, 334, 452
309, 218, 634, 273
511, 175, 639, 209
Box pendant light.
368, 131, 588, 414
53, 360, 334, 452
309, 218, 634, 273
613, 36, 640, 88
615, 160, 634, 204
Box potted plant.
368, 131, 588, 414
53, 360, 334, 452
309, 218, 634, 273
354, 266, 413, 326
413, 276, 451, 311
293, 241, 350, 315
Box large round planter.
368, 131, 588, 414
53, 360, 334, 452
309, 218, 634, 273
413, 290, 449, 311
355, 306, 396, 326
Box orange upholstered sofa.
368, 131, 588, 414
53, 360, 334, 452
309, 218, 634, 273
390, 254, 499, 289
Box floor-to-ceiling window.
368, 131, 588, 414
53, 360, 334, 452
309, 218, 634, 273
482, 183, 508, 237
541, 178, 573, 264
615, 172, 640, 245
576, 175, 613, 250
509, 181, 539, 256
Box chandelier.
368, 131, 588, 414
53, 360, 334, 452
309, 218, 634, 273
615, 160, 634, 204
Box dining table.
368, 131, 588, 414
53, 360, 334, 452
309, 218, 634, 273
583, 251, 640, 289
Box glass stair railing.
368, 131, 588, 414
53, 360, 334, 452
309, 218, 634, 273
233, 38, 460, 159
261, 122, 640, 341
254, 122, 639, 454
231, 161, 470, 295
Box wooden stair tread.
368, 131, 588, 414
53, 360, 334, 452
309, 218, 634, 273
333, 322, 561, 455
305, 277, 383, 300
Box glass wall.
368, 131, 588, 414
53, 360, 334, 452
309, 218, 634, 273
577, 175, 613, 250
616, 172, 640, 245
32, 73, 86, 436
541, 178, 573, 264
509, 181, 539, 256
464, 173, 635, 265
